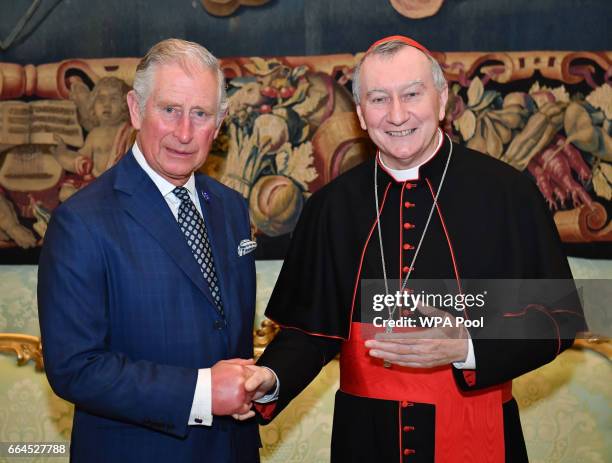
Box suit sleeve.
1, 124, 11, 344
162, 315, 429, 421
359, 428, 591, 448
38, 205, 197, 438
453, 175, 586, 391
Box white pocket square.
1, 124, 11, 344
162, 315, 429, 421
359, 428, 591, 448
237, 239, 257, 256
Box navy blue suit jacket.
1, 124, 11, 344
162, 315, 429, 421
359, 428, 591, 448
38, 151, 259, 462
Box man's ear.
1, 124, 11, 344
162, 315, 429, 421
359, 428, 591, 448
126, 90, 142, 130
356, 104, 367, 131
214, 110, 228, 138
438, 85, 449, 121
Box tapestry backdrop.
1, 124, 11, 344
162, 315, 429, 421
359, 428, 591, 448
0, 49, 611, 261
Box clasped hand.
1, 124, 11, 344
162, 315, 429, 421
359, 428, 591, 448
365, 304, 469, 368
211, 359, 276, 420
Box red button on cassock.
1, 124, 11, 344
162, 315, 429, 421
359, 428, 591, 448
403, 243, 414, 250
401, 401, 413, 408
403, 448, 416, 455
405, 183, 416, 190
403, 222, 414, 230
403, 426, 415, 432
402, 266, 410, 274
404, 201, 415, 208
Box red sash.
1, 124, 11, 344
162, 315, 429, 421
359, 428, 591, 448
340, 322, 511, 462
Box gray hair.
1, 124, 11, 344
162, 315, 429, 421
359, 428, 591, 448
132, 38, 228, 125
352, 40, 447, 104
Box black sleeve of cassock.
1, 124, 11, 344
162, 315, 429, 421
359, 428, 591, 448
453, 175, 586, 391
453, 326, 576, 391
256, 328, 341, 422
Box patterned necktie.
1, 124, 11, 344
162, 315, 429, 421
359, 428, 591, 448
173, 187, 224, 318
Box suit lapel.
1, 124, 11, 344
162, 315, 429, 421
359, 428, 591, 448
114, 152, 217, 308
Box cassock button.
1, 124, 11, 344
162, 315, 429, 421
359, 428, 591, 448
403, 222, 415, 230
404, 201, 415, 208
403, 425, 415, 432
402, 266, 411, 274
403, 448, 416, 455
404, 183, 416, 190
401, 401, 413, 408
403, 243, 414, 250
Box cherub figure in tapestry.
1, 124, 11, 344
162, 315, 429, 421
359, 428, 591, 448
53, 77, 133, 201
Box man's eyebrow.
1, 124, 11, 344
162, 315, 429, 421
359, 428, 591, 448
366, 80, 425, 96
366, 88, 390, 97
155, 101, 213, 112
156, 99, 177, 107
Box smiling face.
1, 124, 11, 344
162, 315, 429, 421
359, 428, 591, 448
127, 63, 222, 186
356, 46, 448, 170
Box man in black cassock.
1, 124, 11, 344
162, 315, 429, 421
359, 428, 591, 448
240, 36, 584, 462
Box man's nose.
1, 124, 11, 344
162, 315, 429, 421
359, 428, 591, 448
388, 97, 408, 125
174, 114, 193, 143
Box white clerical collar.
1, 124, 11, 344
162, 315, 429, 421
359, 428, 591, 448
131, 142, 197, 203
377, 128, 444, 181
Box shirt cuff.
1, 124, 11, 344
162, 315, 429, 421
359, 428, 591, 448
188, 368, 213, 426
453, 336, 476, 370
254, 367, 279, 403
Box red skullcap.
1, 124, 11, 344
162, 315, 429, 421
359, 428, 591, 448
366, 35, 431, 56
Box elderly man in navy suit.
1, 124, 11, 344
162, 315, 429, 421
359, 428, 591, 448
38, 38, 261, 462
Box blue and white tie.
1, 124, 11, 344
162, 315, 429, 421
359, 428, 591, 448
173, 187, 224, 317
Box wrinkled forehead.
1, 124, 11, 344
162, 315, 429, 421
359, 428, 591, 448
150, 62, 218, 95
151, 58, 215, 84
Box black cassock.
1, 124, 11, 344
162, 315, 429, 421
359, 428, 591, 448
258, 135, 584, 463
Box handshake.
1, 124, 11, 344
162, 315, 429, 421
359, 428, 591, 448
210, 359, 277, 420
